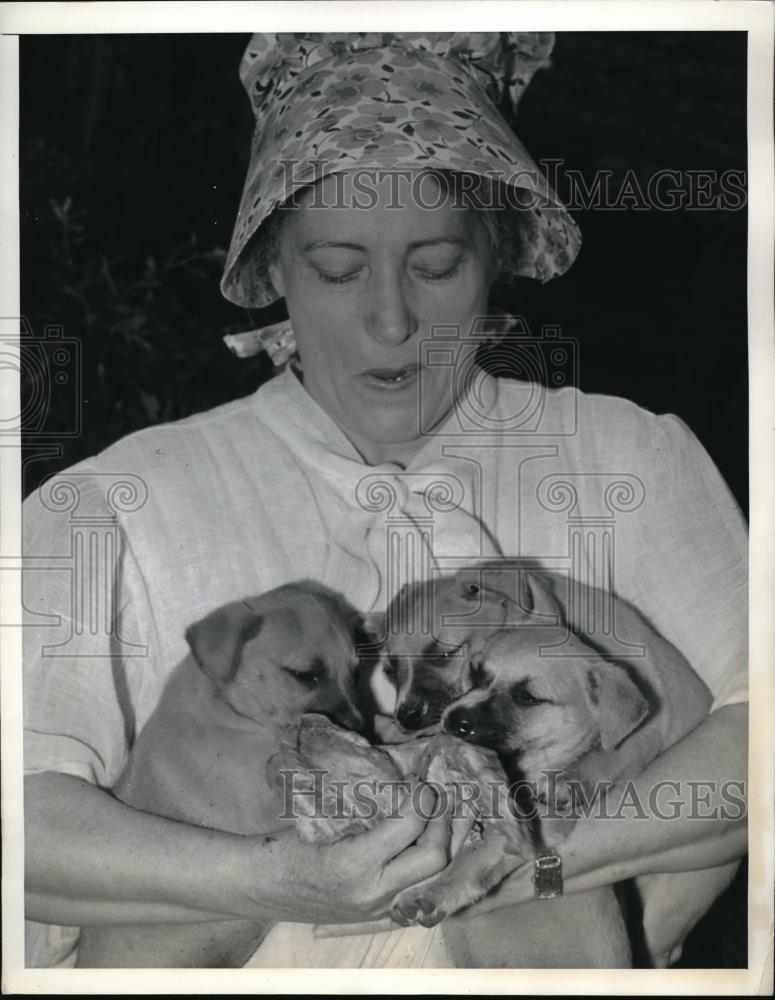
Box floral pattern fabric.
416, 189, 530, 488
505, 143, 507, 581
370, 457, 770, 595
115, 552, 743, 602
221, 33, 582, 308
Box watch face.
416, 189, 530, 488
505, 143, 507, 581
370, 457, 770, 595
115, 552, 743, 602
534, 852, 563, 898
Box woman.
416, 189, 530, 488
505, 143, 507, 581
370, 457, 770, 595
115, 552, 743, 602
23, 32, 747, 968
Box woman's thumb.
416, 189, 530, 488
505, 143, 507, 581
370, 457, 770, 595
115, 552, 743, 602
369, 782, 445, 858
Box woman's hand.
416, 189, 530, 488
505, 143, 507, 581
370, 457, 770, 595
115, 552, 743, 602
464, 704, 747, 927
259, 783, 451, 924
25, 772, 450, 928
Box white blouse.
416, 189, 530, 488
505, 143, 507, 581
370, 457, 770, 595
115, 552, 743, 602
22, 367, 748, 967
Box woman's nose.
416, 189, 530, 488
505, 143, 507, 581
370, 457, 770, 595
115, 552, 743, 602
366, 270, 417, 346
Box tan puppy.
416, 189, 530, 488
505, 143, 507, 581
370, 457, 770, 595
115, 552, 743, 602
77, 581, 362, 968
443, 624, 656, 793
447, 617, 739, 968
386, 566, 738, 967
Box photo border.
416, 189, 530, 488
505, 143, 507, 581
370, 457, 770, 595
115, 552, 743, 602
1, 2, 772, 994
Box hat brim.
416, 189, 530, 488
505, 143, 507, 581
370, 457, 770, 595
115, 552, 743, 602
222, 44, 581, 308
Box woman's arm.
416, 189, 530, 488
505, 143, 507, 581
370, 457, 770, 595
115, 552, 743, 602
470, 701, 747, 912
26, 771, 449, 927
22, 477, 450, 932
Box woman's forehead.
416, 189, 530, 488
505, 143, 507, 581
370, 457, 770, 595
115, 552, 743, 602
284, 171, 485, 248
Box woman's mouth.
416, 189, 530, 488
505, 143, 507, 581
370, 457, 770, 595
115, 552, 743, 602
362, 365, 421, 390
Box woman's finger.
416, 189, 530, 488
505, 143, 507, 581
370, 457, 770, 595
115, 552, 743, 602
384, 813, 451, 890
359, 782, 437, 861
338, 783, 451, 900
379, 787, 452, 890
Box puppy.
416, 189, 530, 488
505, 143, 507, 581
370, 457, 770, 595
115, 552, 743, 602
375, 562, 539, 731
76, 581, 362, 968
386, 566, 738, 967
380, 570, 633, 966
444, 624, 655, 795
446, 617, 739, 968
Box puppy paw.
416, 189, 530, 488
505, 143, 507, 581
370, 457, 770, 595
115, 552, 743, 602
535, 771, 578, 817
391, 889, 447, 928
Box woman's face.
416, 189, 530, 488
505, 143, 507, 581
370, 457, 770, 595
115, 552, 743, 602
269, 172, 496, 466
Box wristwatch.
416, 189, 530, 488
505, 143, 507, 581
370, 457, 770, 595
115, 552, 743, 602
533, 847, 563, 898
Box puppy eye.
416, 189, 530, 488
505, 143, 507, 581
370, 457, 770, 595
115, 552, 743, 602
283, 667, 321, 687
383, 659, 399, 683
511, 688, 541, 706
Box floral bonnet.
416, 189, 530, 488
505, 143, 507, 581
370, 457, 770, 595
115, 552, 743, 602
220, 32, 581, 360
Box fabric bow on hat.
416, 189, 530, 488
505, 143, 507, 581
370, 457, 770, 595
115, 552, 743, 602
239, 32, 556, 117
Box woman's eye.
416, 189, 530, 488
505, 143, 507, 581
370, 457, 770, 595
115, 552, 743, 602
315, 269, 361, 285
415, 259, 464, 283
308, 251, 364, 285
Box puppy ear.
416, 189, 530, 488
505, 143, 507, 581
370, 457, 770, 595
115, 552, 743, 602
185, 601, 263, 689
457, 569, 533, 625
460, 579, 484, 601
524, 571, 563, 622
480, 567, 535, 615
587, 662, 650, 750
457, 574, 510, 606
358, 610, 386, 645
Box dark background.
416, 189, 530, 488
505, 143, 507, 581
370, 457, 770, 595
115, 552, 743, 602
19, 32, 748, 966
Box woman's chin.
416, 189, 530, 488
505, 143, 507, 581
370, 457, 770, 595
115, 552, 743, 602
342, 412, 432, 466
347, 379, 454, 445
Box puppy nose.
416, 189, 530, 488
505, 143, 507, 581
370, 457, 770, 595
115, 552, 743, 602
396, 700, 430, 731
445, 710, 476, 740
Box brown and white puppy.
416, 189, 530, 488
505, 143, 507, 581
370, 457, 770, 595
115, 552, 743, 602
373, 562, 541, 731
387, 565, 737, 967
76, 581, 362, 969
373, 567, 627, 966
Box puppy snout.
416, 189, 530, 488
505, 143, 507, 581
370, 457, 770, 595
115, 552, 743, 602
331, 700, 365, 733
396, 699, 431, 731
444, 707, 477, 741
